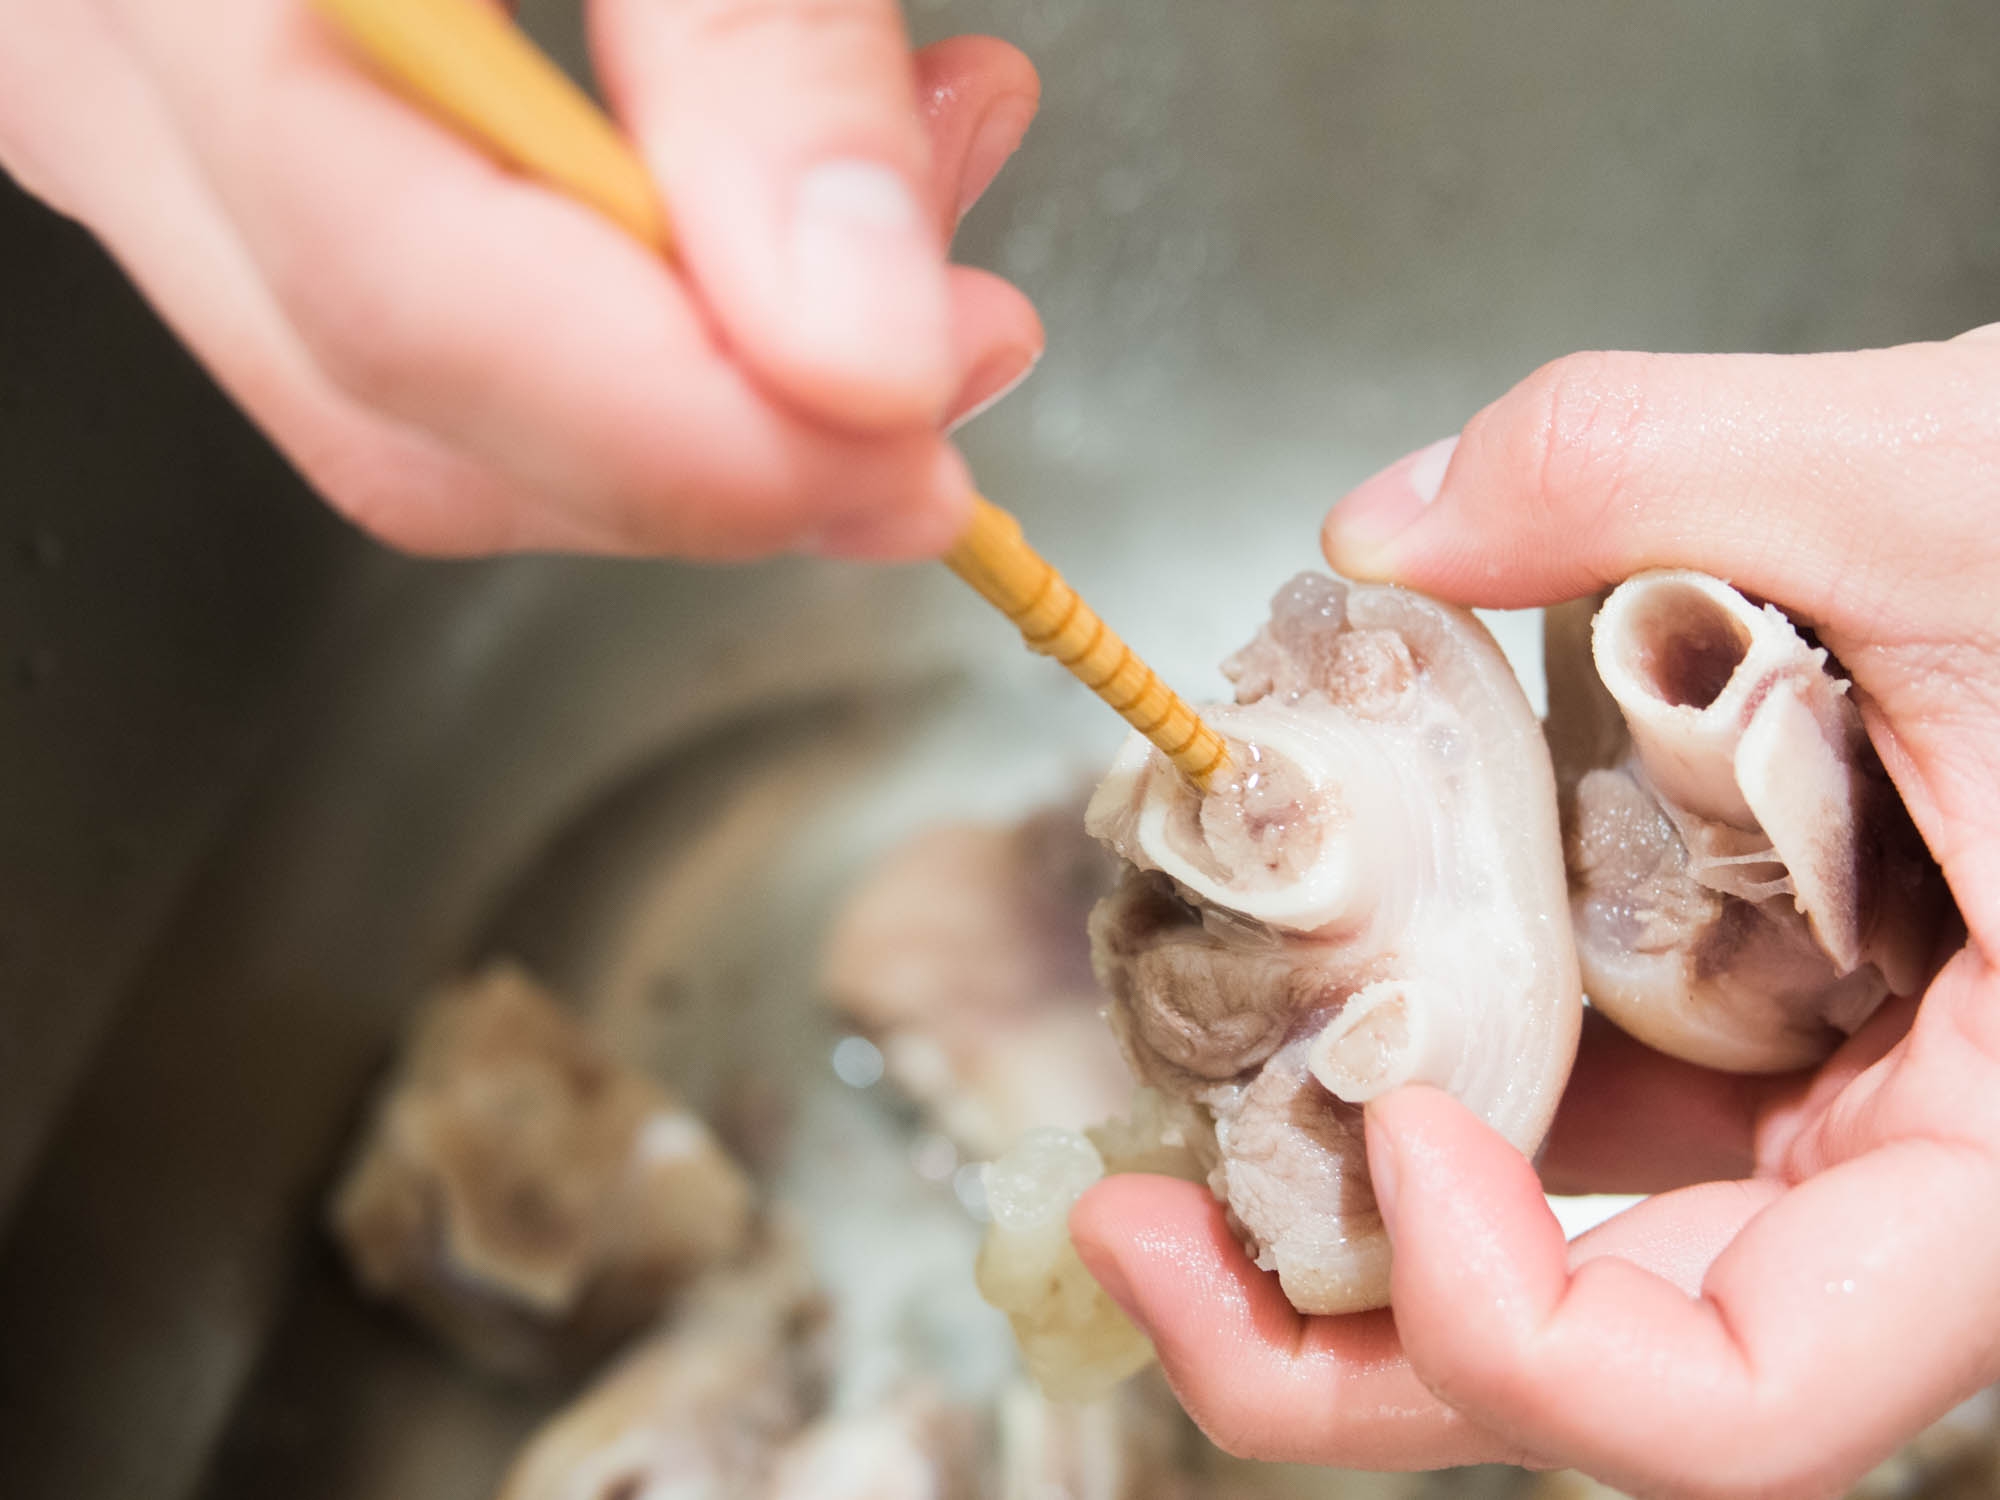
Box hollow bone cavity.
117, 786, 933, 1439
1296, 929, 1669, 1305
1085, 572, 1582, 1315
1559, 570, 1946, 1072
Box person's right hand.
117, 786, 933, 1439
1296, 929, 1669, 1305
1073, 328, 2000, 1497
0, 1, 1042, 557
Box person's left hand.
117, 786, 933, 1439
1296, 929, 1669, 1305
1073, 1005, 1935, 1481
1070, 338, 2000, 1497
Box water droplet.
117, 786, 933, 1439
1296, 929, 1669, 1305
830, 1034, 885, 1089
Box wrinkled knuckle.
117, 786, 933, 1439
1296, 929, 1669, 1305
1503, 350, 1656, 537
293, 272, 451, 418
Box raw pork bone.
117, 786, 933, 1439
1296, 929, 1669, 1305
505, 1236, 1184, 1500
1548, 572, 1949, 1073
821, 805, 1129, 1158
994, 1369, 1201, 1500
1087, 572, 1581, 1315
497, 1229, 981, 1500
496, 1248, 822, 1500
330, 963, 754, 1378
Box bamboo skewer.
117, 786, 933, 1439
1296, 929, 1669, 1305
940, 502, 1228, 785
317, 0, 670, 253
313, 0, 1229, 790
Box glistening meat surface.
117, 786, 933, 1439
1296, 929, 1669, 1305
1549, 571, 1949, 1072
1085, 573, 1581, 1314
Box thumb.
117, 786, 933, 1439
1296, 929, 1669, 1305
1361, 1085, 1573, 1407
1320, 342, 2000, 632
592, 0, 960, 431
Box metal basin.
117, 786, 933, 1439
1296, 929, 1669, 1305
3, 3, 1997, 1496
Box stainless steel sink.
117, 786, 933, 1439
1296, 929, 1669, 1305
3, 3, 1997, 1496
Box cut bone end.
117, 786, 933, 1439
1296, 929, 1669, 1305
1307, 980, 1430, 1104
1615, 577, 1754, 710
1086, 707, 1380, 936
1593, 571, 1786, 829
1733, 676, 1866, 972
1572, 572, 1953, 1073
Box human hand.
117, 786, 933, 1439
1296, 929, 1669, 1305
1072, 331, 2000, 1496
0, 1, 1041, 556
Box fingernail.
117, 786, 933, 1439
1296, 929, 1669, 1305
1363, 1103, 1401, 1237
1076, 1240, 1145, 1329
1323, 434, 1457, 577
1407, 433, 1458, 503
800, 446, 973, 560
790, 160, 950, 396
957, 94, 1037, 222
946, 345, 1039, 431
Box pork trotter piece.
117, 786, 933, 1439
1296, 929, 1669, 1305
1554, 571, 1948, 1072
330, 963, 754, 1377
1086, 573, 1582, 1314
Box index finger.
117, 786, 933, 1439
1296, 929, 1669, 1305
593, 0, 1019, 429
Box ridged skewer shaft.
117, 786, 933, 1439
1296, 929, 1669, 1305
944, 499, 1228, 789
315, 0, 1228, 791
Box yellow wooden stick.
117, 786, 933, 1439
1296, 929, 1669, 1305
313, 0, 1228, 789
316, 0, 669, 252
941, 502, 1228, 784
